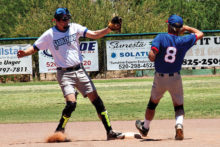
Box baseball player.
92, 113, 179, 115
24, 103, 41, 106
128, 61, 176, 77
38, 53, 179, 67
135, 14, 204, 140
17, 7, 123, 141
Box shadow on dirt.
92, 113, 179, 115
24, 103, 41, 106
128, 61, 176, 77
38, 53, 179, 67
140, 137, 192, 142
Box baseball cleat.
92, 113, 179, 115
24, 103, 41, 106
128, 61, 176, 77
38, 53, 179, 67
135, 120, 149, 137
175, 124, 184, 140
55, 127, 65, 133
107, 130, 125, 140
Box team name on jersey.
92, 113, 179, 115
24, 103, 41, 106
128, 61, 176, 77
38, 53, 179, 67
53, 33, 77, 50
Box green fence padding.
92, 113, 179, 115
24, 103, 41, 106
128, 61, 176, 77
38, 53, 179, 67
143, 70, 155, 76
135, 71, 143, 77
136, 69, 216, 77
180, 69, 193, 75
215, 69, 220, 74
180, 69, 214, 75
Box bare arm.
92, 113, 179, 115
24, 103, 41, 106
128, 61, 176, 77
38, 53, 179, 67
86, 27, 112, 39
17, 46, 37, 58
180, 25, 204, 40
148, 49, 158, 62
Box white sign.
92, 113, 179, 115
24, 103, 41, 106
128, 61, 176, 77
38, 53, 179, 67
183, 36, 220, 67
39, 41, 99, 73
106, 37, 220, 71
80, 41, 99, 71
106, 39, 154, 70
0, 44, 32, 75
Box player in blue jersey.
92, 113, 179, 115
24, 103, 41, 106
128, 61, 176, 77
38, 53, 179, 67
135, 14, 204, 140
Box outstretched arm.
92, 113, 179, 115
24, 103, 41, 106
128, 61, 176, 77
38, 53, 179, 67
86, 16, 122, 39
86, 27, 112, 39
17, 46, 37, 58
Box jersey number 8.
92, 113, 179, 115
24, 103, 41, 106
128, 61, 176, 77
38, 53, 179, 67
164, 47, 177, 63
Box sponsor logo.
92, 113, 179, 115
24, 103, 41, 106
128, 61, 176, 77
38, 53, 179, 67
120, 52, 149, 57
111, 52, 117, 58
53, 34, 77, 50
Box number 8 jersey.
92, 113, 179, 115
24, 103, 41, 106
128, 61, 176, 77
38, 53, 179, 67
151, 33, 197, 73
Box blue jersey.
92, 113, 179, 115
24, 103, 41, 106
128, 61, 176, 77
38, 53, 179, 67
151, 33, 197, 73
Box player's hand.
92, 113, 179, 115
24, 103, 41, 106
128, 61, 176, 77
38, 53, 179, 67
108, 16, 122, 32
17, 50, 26, 58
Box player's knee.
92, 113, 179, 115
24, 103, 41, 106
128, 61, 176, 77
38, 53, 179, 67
147, 99, 158, 110
92, 96, 106, 114
174, 105, 184, 116
62, 101, 77, 117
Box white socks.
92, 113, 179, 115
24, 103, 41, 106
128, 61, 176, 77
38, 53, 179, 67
176, 115, 184, 125
144, 115, 183, 129
144, 118, 151, 129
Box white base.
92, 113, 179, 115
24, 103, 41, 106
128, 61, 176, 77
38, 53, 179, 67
122, 132, 142, 139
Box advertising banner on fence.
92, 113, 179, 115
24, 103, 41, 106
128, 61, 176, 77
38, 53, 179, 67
183, 36, 220, 67
106, 37, 220, 70
0, 44, 32, 75
39, 41, 99, 73
106, 39, 153, 70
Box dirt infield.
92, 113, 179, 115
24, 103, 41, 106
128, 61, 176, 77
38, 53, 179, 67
0, 119, 219, 147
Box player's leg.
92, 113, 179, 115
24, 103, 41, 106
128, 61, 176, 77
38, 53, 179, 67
86, 91, 124, 140
45, 70, 79, 143
168, 74, 184, 140
74, 66, 112, 133
173, 104, 184, 140
136, 74, 166, 137
56, 70, 78, 132
75, 66, 124, 140
88, 91, 111, 130
55, 93, 77, 132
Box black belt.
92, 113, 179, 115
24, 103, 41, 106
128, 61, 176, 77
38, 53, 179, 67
157, 72, 180, 77
57, 64, 81, 71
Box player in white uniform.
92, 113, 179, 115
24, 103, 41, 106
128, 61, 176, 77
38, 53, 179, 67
17, 8, 124, 140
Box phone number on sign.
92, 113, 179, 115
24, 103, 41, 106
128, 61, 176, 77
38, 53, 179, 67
46, 60, 92, 67
119, 63, 154, 69
183, 58, 220, 66
0, 67, 28, 73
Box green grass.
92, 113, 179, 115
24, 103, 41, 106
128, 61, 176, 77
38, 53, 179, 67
0, 76, 220, 123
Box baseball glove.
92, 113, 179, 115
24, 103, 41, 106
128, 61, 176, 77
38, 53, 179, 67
108, 16, 122, 32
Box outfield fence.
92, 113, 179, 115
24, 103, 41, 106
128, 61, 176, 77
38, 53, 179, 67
0, 30, 220, 82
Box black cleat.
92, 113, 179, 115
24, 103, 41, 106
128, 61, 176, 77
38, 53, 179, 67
107, 130, 125, 140
175, 124, 184, 140
135, 120, 149, 137
55, 128, 65, 133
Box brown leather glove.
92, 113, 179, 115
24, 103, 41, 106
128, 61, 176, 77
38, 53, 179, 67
108, 16, 122, 32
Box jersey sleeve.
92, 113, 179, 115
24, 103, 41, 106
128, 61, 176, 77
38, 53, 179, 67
74, 23, 88, 38
33, 30, 50, 50
180, 34, 197, 49
151, 34, 162, 53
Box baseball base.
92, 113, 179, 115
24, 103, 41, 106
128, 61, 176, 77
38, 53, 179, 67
122, 132, 142, 139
